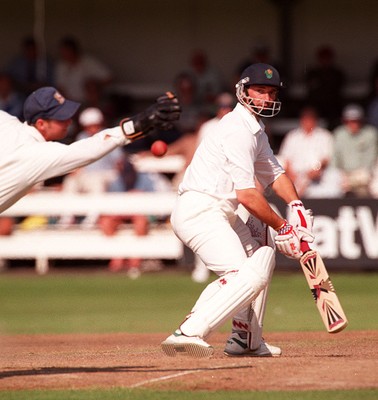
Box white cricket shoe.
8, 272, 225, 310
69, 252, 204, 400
224, 332, 282, 357
161, 331, 214, 358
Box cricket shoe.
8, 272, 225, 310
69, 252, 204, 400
161, 330, 214, 358
224, 332, 282, 357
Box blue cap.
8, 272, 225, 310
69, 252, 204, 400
240, 63, 282, 88
23, 87, 81, 123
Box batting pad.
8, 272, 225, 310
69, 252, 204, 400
180, 246, 275, 338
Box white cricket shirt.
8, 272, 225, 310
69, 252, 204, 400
178, 103, 284, 209
0, 111, 127, 213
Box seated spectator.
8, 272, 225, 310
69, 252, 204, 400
100, 156, 172, 278
187, 49, 224, 114
0, 217, 14, 236
6, 35, 55, 96
369, 160, 378, 198
0, 72, 24, 119
173, 71, 205, 135
235, 43, 285, 86
366, 76, 378, 129
81, 78, 119, 125
59, 107, 157, 277
305, 45, 346, 129
278, 107, 343, 198
55, 36, 113, 102
332, 104, 378, 197
59, 107, 126, 227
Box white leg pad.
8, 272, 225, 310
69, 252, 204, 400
232, 254, 276, 349
180, 246, 275, 338
230, 216, 277, 348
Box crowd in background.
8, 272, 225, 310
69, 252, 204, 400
1, 35, 378, 277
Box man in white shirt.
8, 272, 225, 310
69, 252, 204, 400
0, 86, 180, 214
55, 37, 113, 102
278, 107, 342, 198
161, 63, 314, 358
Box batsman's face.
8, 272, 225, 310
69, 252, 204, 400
247, 85, 279, 108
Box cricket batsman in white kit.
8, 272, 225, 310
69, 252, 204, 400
0, 87, 180, 214
161, 63, 314, 358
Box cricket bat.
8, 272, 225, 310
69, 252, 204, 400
299, 242, 348, 333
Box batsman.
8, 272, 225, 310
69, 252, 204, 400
162, 63, 314, 358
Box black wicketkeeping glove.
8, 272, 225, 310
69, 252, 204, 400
120, 92, 181, 142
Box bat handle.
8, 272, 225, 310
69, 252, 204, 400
300, 241, 311, 253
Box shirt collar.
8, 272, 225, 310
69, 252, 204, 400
235, 103, 265, 134
24, 121, 46, 142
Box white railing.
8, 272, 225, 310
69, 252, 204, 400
0, 191, 182, 274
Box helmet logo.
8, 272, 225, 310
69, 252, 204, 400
265, 69, 273, 79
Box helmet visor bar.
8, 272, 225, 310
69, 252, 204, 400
236, 84, 281, 118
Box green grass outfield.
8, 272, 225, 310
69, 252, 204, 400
0, 269, 377, 400
0, 388, 376, 400
0, 270, 377, 334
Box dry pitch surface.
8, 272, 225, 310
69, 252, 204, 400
0, 330, 377, 391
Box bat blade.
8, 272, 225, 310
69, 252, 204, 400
300, 247, 348, 333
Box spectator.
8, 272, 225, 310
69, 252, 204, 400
366, 76, 378, 129
81, 78, 119, 125
187, 49, 224, 112
305, 45, 346, 129
368, 58, 378, 97
59, 107, 126, 227
0, 217, 14, 236
278, 107, 342, 198
173, 71, 205, 135
332, 104, 378, 197
236, 43, 283, 83
369, 160, 378, 198
55, 36, 113, 102
0, 73, 24, 119
58, 107, 153, 277
6, 36, 55, 96
100, 156, 172, 278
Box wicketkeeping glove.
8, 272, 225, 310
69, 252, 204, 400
287, 200, 315, 243
274, 221, 302, 260
120, 92, 181, 142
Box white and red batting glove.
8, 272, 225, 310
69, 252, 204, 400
287, 201, 315, 243
274, 221, 302, 259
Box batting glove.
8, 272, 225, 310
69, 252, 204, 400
120, 92, 181, 141
287, 201, 315, 243
274, 221, 302, 260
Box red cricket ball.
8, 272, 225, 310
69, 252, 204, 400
150, 140, 168, 157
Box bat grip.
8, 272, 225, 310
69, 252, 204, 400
300, 241, 311, 253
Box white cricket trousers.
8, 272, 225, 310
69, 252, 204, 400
171, 191, 260, 274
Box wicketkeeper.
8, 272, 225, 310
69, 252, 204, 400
0, 86, 180, 213
162, 63, 314, 358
